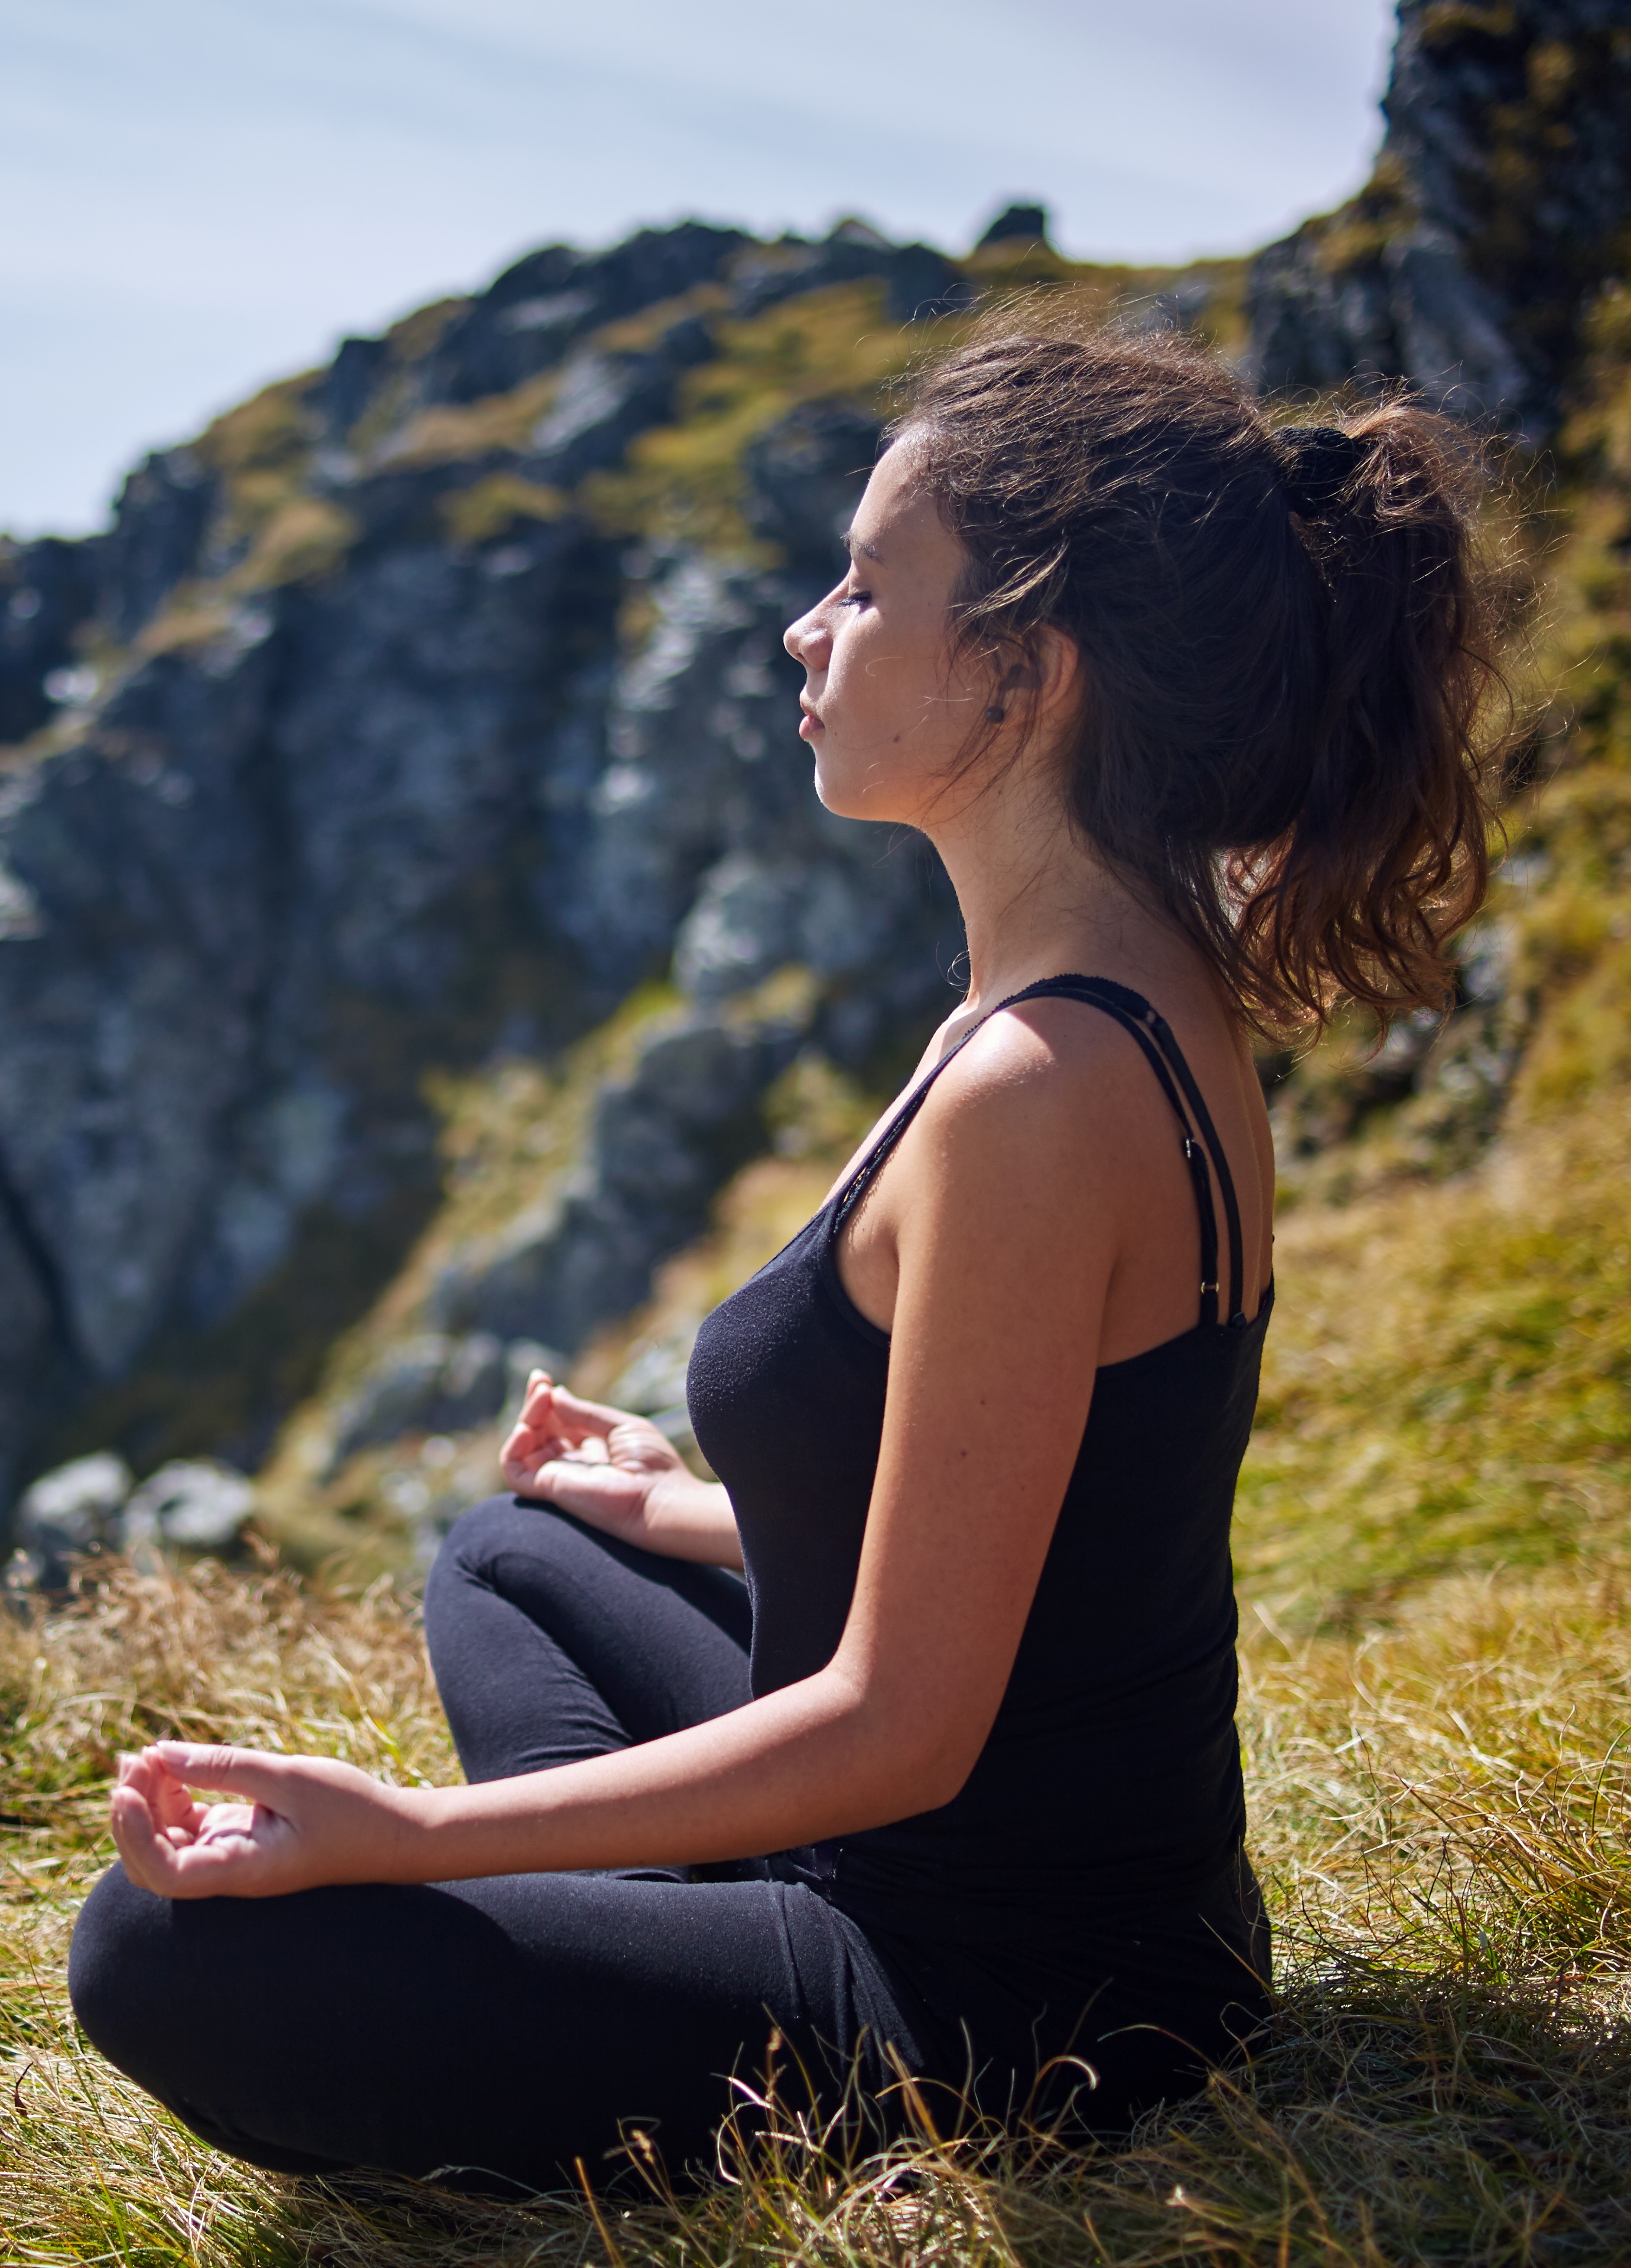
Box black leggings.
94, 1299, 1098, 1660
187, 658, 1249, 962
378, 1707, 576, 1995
69, 1498, 929, 2193
70, 1497, 1269, 2191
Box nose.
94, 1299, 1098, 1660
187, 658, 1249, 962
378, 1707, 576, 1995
783, 604, 830, 669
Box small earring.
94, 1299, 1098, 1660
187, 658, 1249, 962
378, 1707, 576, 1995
985, 704, 1005, 723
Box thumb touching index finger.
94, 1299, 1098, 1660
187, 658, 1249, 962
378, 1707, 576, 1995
148, 1742, 290, 1808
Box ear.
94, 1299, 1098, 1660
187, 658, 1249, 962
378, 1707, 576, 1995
994, 630, 1081, 725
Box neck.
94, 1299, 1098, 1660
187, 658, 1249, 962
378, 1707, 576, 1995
923, 767, 1168, 1015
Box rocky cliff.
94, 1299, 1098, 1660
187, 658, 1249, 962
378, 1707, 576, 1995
0, 219, 997, 1528
2, 0, 1627, 1562
1247, 0, 1631, 438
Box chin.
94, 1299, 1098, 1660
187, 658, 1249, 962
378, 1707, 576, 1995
810, 751, 882, 824
811, 737, 933, 827
810, 755, 849, 817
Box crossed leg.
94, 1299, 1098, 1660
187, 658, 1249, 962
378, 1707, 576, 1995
69, 1498, 923, 2192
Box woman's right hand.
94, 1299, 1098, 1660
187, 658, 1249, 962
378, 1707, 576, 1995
500, 1373, 694, 1547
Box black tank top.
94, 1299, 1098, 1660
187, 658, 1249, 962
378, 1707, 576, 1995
687, 975, 1271, 1941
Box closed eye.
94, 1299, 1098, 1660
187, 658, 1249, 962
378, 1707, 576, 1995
841, 589, 871, 608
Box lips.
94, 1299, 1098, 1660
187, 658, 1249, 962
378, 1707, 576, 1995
798, 698, 824, 738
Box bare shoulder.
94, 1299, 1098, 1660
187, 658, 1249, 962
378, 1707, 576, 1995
844, 982, 1272, 1344
914, 993, 1161, 1157
862, 999, 1168, 1261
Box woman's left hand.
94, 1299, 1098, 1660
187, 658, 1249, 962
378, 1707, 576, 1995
109, 1743, 427, 1900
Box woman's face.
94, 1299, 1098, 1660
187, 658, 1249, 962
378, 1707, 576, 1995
783, 438, 988, 827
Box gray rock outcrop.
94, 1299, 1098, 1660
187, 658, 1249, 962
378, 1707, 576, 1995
726, 217, 963, 323
1248, 1, 1631, 438
7, 1451, 132, 1588
2, 1446, 252, 1582
0, 220, 958, 1524
121, 1460, 256, 1553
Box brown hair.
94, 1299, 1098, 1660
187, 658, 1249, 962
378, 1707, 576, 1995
897, 320, 1507, 1033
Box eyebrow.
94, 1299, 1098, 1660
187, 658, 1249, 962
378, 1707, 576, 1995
842, 529, 882, 563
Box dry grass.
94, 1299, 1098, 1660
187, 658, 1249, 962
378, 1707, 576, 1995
2, 1530, 1627, 2266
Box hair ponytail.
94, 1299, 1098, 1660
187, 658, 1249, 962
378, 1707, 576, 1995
1239, 405, 1500, 1025
900, 324, 1508, 1034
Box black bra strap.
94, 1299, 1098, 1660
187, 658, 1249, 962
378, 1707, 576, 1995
1141, 1008, 1247, 1326
833, 1065, 946, 1225
834, 973, 1249, 1330
1032, 976, 1249, 1328
1000, 977, 1230, 1328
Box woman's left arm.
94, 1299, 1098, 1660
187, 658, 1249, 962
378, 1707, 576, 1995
110, 1024, 1126, 1901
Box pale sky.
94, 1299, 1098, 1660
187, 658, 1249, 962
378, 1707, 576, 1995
1, 0, 1395, 536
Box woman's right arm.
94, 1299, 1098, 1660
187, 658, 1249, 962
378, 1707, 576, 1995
500, 1374, 743, 1569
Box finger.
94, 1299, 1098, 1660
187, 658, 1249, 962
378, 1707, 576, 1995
153, 1778, 201, 1836
502, 1431, 573, 1495
500, 1420, 540, 1472
502, 1406, 582, 1467
545, 1385, 628, 1440
113, 1752, 187, 1841
147, 1742, 292, 1809
113, 1788, 274, 1899
115, 1749, 158, 1800
516, 1373, 557, 1426
117, 1746, 177, 1793
110, 1784, 184, 1897
502, 1421, 584, 1485
503, 1418, 571, 1466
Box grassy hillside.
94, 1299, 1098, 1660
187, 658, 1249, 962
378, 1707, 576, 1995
2, 1497, 1626, 2261
4, 243, 1631, 2268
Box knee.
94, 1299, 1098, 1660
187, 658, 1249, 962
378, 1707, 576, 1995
426, 1497, 594, 1605
427, 1494, 554, 1599
69, 1865, 175, 2075
422, 1493, 583, 1651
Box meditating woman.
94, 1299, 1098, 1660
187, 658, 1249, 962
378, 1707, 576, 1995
70, 322, 1499, 2193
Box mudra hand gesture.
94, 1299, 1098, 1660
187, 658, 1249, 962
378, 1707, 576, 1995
109, 1742, 421, 1900
500, 1371, 696, 1548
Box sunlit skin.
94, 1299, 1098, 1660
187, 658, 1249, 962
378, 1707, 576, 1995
109, 436, 1275, 1901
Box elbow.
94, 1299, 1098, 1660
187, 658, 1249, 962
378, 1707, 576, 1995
853, 1707, 981, 1819
898, 1759, 975, 1814
910, 1741, 979, 1814
819, 1663, 988, 1825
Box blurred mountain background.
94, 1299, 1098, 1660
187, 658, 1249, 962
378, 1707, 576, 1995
0, 0, 1627, 1605
4, 0, 1394, 538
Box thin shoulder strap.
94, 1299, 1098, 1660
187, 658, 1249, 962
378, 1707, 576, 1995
1034, 976, 1249, 1328
832, 1021, 987, 1226
834, 974, 1248, 1329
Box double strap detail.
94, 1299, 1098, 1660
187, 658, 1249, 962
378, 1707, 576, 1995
834, 973, 1250, 1331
